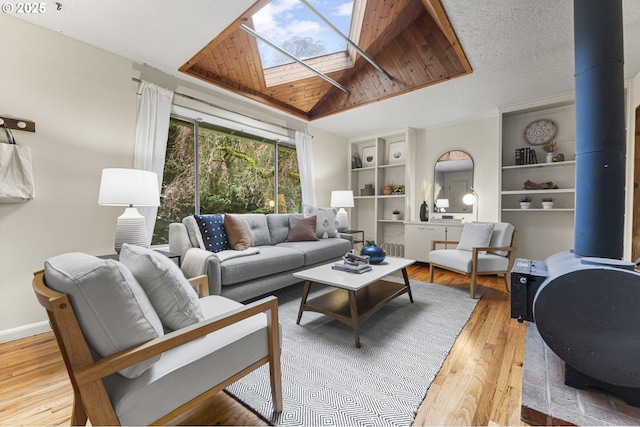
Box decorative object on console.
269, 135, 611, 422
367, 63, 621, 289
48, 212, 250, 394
362, 146, 376, 167
383, 183, 393, 195
542, 141, 557, 163
524, 119, 557, 145
98, 168, 160, 253
351, 154, 362, 169
330, 190, 354, 232
523, 179, 559, 190
392, 185, 405, 195
519, 195, 532, 209
542, 197, 554, 209
387, 141, 407, 164
421, 180, 431, 221
360, 240, 386, 264
463, 187, 479, 222
435, 198, 449, 213
361, 184, 374, 196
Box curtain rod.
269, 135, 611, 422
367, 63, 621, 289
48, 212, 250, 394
131, 77, 304, 136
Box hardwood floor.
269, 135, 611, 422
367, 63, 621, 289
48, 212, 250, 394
0, 265, 527, 426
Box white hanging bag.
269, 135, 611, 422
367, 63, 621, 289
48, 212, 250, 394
0, 123, 35, 203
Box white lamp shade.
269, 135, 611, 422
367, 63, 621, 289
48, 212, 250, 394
435, 198, 449, 208
98, 168, 160, 207
330, 190, 354, 208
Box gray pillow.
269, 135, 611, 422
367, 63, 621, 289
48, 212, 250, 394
303, 205, 338, 238
456, 222, 495, 252
120, 244, 205, 331
44, 252, 163, 378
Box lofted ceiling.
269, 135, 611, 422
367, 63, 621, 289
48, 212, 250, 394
8, 1, 640, 139
180, 0, 472, 120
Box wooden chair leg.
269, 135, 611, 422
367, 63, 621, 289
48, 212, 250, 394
503, 273, 511, 293
470, 273, 477, 299
70, 393, 88, 426
429, 264, 436, 283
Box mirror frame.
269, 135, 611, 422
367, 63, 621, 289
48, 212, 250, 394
433, 150, 474, 215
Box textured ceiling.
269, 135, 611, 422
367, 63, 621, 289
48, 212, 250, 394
11, 0, 640, 139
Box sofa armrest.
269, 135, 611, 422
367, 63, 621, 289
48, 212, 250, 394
169, 223, 193, 259
337, 233, 354, 249
182, 248, 223, 296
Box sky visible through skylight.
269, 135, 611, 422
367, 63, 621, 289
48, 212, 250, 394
253, 0, 354, 68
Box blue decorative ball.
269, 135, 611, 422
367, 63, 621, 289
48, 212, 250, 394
361, 244, 386, 264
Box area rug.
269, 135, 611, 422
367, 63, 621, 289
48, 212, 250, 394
226, 277, 480, 426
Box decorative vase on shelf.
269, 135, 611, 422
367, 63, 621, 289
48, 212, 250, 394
361, 240, 386, 264
546, 152, 554, 163
420, 201, 429, 221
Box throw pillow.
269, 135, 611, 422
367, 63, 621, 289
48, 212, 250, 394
457, 222, 495, 252
119, 244, 205, 331
44, 252, 164, 379
287, 215, 319, 242
224, 214, 254, 250
194, 214, 230, 253
303, 204, 338, 238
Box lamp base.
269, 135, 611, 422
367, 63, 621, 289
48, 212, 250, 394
336, 208, 349, 232
114, 207, 150, 253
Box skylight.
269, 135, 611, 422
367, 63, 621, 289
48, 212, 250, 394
253, 0, 354, 69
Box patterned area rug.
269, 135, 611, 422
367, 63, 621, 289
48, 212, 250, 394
226, 276, 480, 426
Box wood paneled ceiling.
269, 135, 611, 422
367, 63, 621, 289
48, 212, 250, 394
180, 0, 471, 121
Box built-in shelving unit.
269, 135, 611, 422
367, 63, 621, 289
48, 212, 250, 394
348, 129, 416, 253
500, 94, 576, 260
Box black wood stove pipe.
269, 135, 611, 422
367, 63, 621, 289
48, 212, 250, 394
574, 0, 626, 258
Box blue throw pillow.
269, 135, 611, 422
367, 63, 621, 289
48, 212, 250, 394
194, 214, 230, 253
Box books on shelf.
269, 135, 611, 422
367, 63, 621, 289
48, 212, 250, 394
332, 262, 372, 274
515, 147, 537, 165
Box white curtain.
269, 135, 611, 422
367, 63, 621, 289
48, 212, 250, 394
133, 81, 174, 240
295, 131, 317, 207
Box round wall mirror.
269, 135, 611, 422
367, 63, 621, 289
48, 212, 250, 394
433, 150, 474, 214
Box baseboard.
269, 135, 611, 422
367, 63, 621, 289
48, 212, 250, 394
0, 321, 51, 343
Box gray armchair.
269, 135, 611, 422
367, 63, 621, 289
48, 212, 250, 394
428, 222, 517, 298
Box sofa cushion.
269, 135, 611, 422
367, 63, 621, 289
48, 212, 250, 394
287, 216, 319, 242
240, 214, 272, 246
44, 253, 164, 379
220, 246, 304, 285
194, 214, 230, 253
182, 216, 201, 248
102, 295, 269, 426
266, 214, 293, 245
119, 244, 205, 331
429, 249, 509, 273
278, 237, 352, 266
224, 214, 254, 251
457, 222, 495, 252
487, 222, 515, 256
303, 205, 338, 238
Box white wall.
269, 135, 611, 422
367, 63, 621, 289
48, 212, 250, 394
0, 15, 138, 340
415, 117, 501, 222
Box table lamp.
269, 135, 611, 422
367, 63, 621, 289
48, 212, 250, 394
330, 190, 354, 232
435, 198, 449, 212
98, 168, 160, 253
463, 187, 479, 222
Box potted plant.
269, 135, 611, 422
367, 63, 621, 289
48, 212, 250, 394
519, 196, 532, 209
392, 209, 401, 221
542, 197, 554, 209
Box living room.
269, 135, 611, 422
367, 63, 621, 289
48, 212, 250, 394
2, 0, 640, 425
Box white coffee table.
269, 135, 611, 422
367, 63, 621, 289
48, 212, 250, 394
293, 256, 415, 348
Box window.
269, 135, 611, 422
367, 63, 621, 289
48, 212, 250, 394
152, 117, 301, 245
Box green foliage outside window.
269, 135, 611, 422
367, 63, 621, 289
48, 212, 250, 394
152, 118, 301, 244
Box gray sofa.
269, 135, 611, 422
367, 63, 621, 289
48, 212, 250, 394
169, 213, 353, 302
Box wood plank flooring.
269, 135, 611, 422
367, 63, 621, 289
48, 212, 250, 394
0, 265, 527, 426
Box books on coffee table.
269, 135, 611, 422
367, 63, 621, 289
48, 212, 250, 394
332, 262, 372, 274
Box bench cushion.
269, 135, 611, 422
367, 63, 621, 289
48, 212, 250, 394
220, 246, 304, 286
103, 296, 269, 426
278, 238, 352, 266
